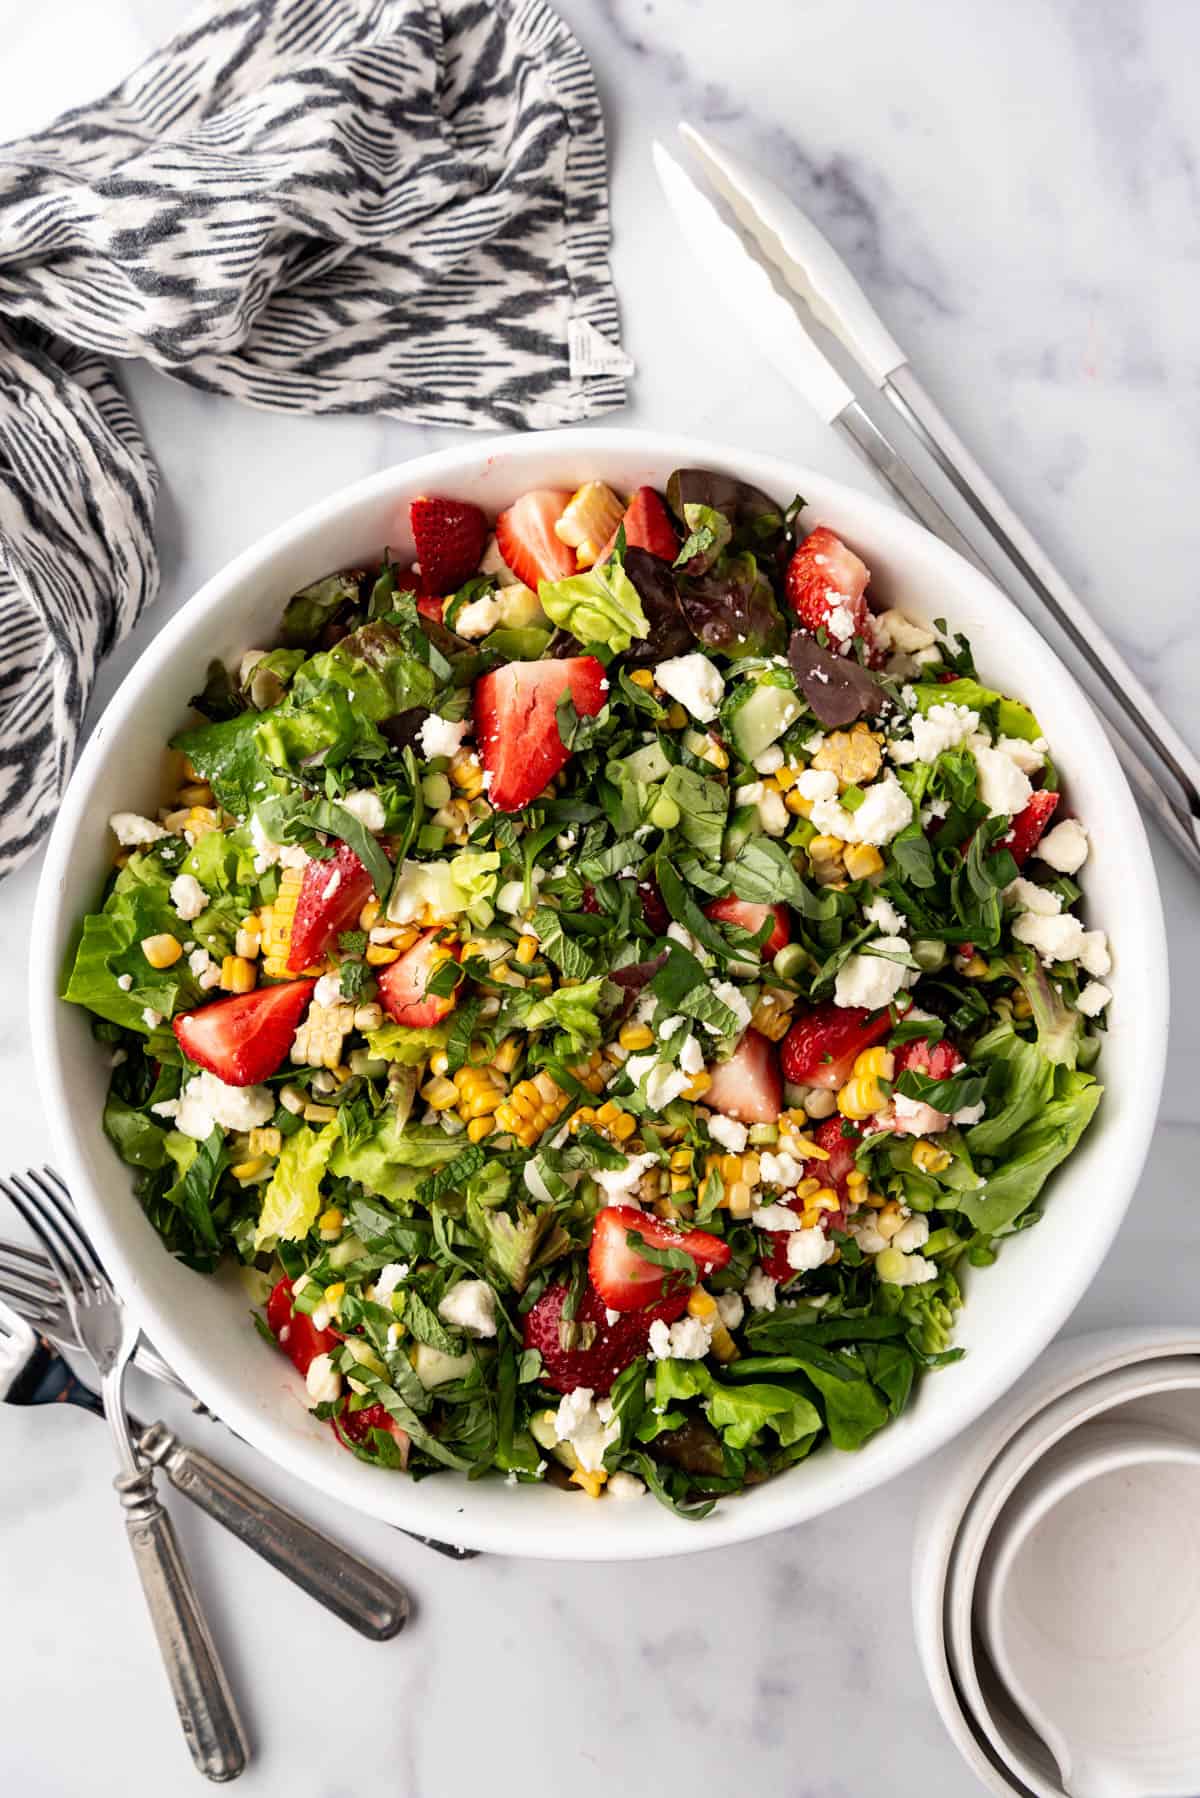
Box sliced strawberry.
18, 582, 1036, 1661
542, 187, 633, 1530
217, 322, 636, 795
474, 654, 607, 812
409, 495, 487, 596
598, 485, 678, 564
705, 1029, 783, 1124
523, 1280, 690, 1396
785, 526, 870, 653
703, 897, 790, 959
376, 929, 461, 1028
287, 842, 376, 974
1005, 789, 1060, 866
265, 1277, 341, 1377
894, 1034, 964, 1081
494, 490, 576, 589
781, 1001, 891, 1091
417, 593, 444, 623
758, 1118, 861, 1279
589, 1205, 732, 1312
335, 1398, 411, 1466
173, 979, 315, 1086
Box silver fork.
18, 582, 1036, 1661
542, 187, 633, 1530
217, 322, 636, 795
4, 1169, 248, 1782
0, 1225, 411, 1638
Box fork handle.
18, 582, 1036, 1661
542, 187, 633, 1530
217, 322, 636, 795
138, 1423, 409, 1641
115, 1467, 248, 1783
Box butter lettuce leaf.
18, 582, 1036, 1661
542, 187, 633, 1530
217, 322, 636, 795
328, 1117, 459, 1203
538, 560, 648, 653
63, 851, 201, 1031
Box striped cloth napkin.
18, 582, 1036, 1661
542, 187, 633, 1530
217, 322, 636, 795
0, 0, 629, 877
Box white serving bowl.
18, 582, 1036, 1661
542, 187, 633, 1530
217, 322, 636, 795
914, 1331, 1200, 1797
31, 428, 1168, 1559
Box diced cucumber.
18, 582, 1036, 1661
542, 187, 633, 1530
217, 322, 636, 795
326, 1233, 367, 1270
729, 682, 802, 763
496, 583, 548, 630
529, 1407, 575, 1469
620, 739, 672, 785
413, 1342, 476, 1389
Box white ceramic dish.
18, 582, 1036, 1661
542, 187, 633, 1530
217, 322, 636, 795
979, 1417, 1200, 1798
913, 1331, 1200, 1797
951, 1366, 1200, 1797
31, 428, 1168, 1559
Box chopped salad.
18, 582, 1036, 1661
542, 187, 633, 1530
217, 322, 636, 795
65, 470, 1109, 1517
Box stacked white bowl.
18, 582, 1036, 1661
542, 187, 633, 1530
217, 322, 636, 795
913, 1329, 1200, 1797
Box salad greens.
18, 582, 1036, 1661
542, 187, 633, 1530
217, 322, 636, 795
63, 469, 1109, 1519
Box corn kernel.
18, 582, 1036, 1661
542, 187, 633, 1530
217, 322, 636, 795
493, 1035, 520, 1073
220, 954, 257, 994
177, 781, 215, 807
670, 1148, 694, 1172
618, 1023, 654, 1052
231, 1155, 269, 1182
838, 1073, 885, 1120
682, 1070, 711, 1100
570, 1467, 609, 1499
784, 788, 812, 817
912, 1140, 952, 1175
421, 1076, 460, 1110
853, 1046, 895, 1081
629, 668, 656, 690
726, 1179, 754, 1218
701, 738, 729, 771
353, 1002, 383, 1033
303, 1102, 338, 1123
774, 764, 799, 791
844, 843, 885, 881
515, 934, 539, 965
235, 925, 261, 959
318, 1206, 344, 1237
248, 1127, 282, 1158
359, 897, 381, 930
141, 933, 183, 970
963, 954, 989, 978
324, 1282, 346, 1308
365, 943, 400, 967
279, 1084, 306, 1115
466, 1116, 495, 1144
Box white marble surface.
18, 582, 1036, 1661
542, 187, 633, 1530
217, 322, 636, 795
1, 1, 1198, 1792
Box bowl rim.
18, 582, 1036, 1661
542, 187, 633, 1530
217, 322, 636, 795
30, 426, 1170, 1560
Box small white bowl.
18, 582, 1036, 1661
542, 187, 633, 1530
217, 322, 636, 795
977, 1415, 1200, 1798
32, 429, 1169, 1559
913, 1331, 1200, 1797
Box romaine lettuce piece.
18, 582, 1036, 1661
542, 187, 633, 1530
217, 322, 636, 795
254, 1121, 340, 1249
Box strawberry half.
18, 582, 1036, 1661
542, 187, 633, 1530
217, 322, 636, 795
265, 1277, 341, 1376
703, 897, 790, 959
474, 654, 607, 812
1005, 790, 1060, 866
172, 978, 316, 1086
523, 1279, 690, 1395
785, 526, 870, 653
598, 485, 678, 564
377, 929, 461, 1028
589, 1206, 731, 1313
287, 842, 376, 974
494, 489, 576, 589
704, 1029, 782, 1124
334, 1398, 411, 1465
759, 1118, 860, 1279
781, 1000, 891, 1091
409, 495, 487, 596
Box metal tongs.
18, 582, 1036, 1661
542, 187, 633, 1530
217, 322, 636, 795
654, 124, 1200, 877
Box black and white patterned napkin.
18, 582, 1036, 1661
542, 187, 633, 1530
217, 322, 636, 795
0, 0, 630, 877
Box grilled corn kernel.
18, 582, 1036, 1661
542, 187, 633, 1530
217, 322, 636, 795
784, 787, 812, 817
466, 1116, 495, 1144
248, 1127, 282, 1158
687, 1287, 739, 1362
912, 1140, 952, 1175
260, 866, 307, 975
186, 805, 220, 838
492, 1034, 521, 1074
962, 954, 989, 978
726, 1179, 755, 1218
846, 1168, 868, 1194
875, 1200, 906, 1242
219, 954, 256, 994
291, 1000, 355, 1069
492, 1071, 569, 1147
323, 1281, 346, 1307
750, 988, 795, 1042
303, 1103, 338, 1123
358, 897, 381, 931
353, 1002, 383, 1033
773, 763, 800, 791
318, 1206, 344, 1238
234, 924, 261, 959
515, 934, 539, 965
428, 1050, 450, 1076
854, 1046, 895, 1081
449, 749, 484, 799
700, 737, 729, 771
141, 933, 182, 970
618, 1023, 654, 1052
808, 835, 846, 884
231, 1155, 269, 1183
682, 1070, 711, 1100
570, 1467, 609, 1499
553, 481, 625, 557
844, 843, 885, 882
279, 1084, 306, 1115
365, 943, 400, 966
453, 1065, 506, 1120
838, 1073, 887, 1120
629, 668, 656, 690
670, 1148, 694, 1172
812, 726, 882, 788
421, 1076, 460, 1110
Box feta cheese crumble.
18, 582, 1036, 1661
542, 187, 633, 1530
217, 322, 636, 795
338, 788, 387, 832
1034, 817, 1089, 874
707, 1113, 749, 1154
417, 715, 471, 761
653, 653, 724, 723
973, 744, 1033, 818
170, 874, 208, 920
834, 936, 913, 1010
437, 1279, 497, 1338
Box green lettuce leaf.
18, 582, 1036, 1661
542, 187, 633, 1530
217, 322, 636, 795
967, 1023, 1056, 1156
364, 1021, 452, 1065
254, 1121, 340, 1248
280, 573, 360, 647
328, 1117, 458, 1202
103, 1094, 169, 1170
171, 711, 287, 816
952, 1066, 1101, 1236
63, 852, 201, 1031
537, 560, 648, 653
466, 1198, 571, 1294
652, 1360, 821, 1451
507, 975, 607, 1052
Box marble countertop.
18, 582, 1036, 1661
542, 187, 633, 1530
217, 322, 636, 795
2, 1, 1197, 1792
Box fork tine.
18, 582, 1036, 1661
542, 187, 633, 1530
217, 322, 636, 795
0, 1242, 60, 1297
27, 1168, 106, 1282
0, 1172, 87, 1302
0, 1278, 61, 1327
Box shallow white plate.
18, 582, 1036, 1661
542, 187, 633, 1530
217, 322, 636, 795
31, 429, 1168, 1559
